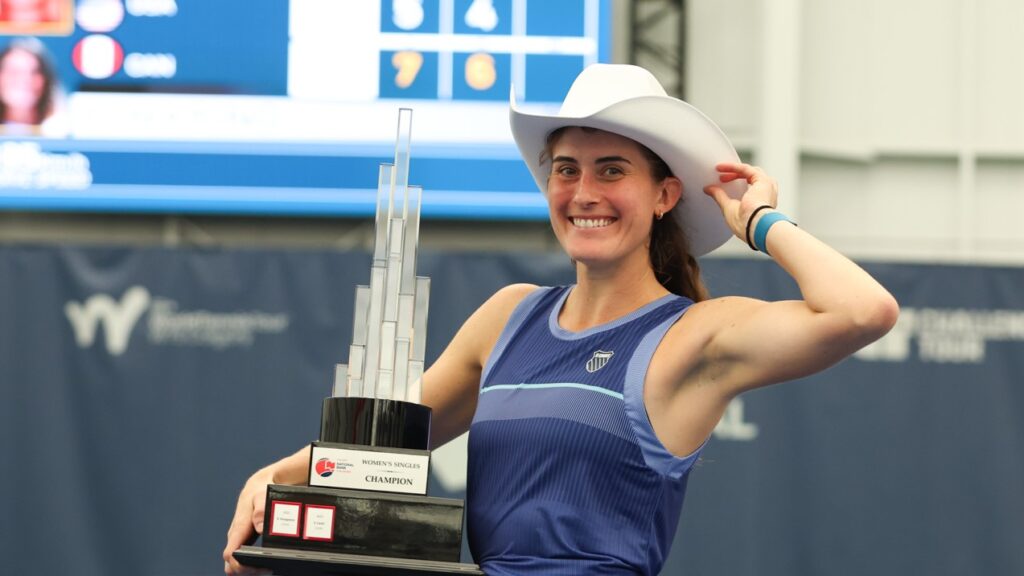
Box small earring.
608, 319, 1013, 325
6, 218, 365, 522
655, 210, 664, 220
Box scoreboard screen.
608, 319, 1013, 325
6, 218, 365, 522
0, 0, 610, 219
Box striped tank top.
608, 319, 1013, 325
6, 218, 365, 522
467, 285, 703, 575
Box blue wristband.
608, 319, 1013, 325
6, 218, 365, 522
752, 211, 793, 256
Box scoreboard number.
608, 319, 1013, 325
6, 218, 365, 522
464, 52, 496, 91
392, 50, 424, 89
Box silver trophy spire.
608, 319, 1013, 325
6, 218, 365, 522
333, 108, 429, 404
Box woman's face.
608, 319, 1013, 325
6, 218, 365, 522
546, 127, 680, 269
0, 48, 46, 115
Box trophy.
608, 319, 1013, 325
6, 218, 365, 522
235, 109, 483, 575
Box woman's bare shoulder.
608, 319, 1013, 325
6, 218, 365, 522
492, 283, 541, 304
440, 283, 540, 372
474, 283, 541, 322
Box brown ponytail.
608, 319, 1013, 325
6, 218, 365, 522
649, 213, 709, 302
638, 145, 709, 302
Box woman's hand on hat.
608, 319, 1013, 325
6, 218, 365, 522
703, 162, 779, 240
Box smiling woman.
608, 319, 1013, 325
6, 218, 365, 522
224, 64, 900, 576
544, 125, 707, 302
0, 37, 66, 136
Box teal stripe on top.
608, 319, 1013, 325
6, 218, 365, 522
480, 382, 625, 400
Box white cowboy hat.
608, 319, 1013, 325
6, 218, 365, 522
510, 63, 744, 256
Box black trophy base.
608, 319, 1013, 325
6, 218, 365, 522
261, 484, 465, 563
234, 545, 484, 575
321, 397, 432, 449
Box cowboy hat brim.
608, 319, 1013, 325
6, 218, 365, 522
510, 93, 744, 257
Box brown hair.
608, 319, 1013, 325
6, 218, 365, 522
0, 38, 58, 126
543, 127, 709, 302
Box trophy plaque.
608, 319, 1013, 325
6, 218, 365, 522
235, 109, 483, 576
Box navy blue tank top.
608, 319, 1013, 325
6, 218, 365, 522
467, 286, 703, 575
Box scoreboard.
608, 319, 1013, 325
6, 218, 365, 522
0, 0, 611, 218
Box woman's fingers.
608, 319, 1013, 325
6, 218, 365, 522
223, 482, 270, 574
717, 173, 744, 183
714, 162, 777, 203
223, 519, 253, 574
716, 162, 769, 183
702, 184, 731, 209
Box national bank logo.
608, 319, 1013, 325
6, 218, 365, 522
65, 285, 290, 356
315, 458, 335, 478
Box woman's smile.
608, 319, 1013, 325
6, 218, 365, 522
570, 216, 616, 229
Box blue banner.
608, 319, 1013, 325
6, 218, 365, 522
0, 245, 1021, 575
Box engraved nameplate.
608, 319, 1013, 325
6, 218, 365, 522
308, 441, 429, 496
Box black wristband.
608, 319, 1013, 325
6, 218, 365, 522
744, 205, 773, 251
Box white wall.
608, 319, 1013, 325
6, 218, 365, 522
684, 0, 1024, 264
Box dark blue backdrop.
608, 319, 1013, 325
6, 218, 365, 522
0, 245, 1021, 575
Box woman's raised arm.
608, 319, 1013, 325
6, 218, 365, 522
698, 162, 900, 395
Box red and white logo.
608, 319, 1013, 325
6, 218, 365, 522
314, 457, 335, 478
72, 35, 124, 79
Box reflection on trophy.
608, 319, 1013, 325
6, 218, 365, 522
236, 109, 483, 575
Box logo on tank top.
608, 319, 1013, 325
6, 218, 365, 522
585, 350, 614, 373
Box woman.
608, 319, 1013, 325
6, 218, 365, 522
223, 64, 899, 575
0, 36, 64, 135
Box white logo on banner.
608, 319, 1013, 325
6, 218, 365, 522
65, 286, 152, 356
145, 299, 289, 349
65, 285, 290, 355
713, 398, 759, 441
855, 307, 1024, 364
